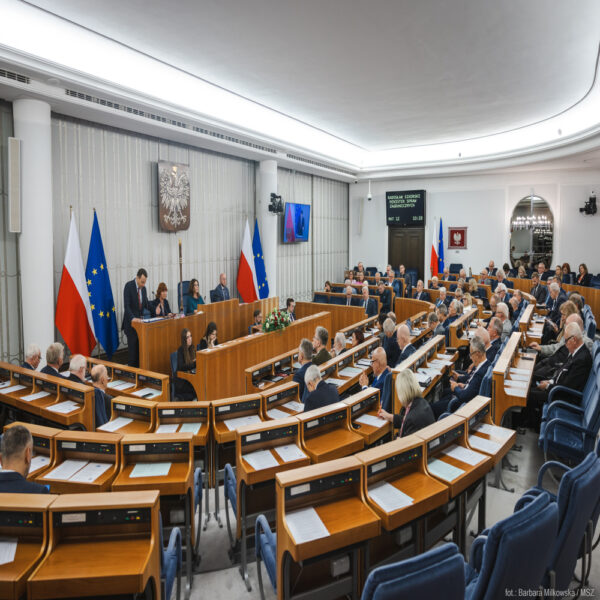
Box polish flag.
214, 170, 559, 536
55, 214, 96, 355
430, 219, 439, 276
236, 220, 259, 303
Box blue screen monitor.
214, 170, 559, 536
283, 202, 311, 243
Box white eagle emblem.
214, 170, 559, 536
453, 232, 462, 245
159, 162, 190, 230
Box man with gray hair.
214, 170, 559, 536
382, 318, 400, 366
312, 327, 332, 366
0, 425, 48, 493
293, 339, 313, 398
91, 364, 111, 426
495, 302, 512, 341
67, 354, 87, 384
41, 342, 64, 376
303, 365, 339, 412
332, 332, 347, 357
495, 282, 511, 305
396, 324, 416, 366
544, 281, 566, 325
344, 285, 355, 306
361, 285, 377, 318
487, 317, 503, 361
428, 312, 445, 337
436, 287, 449, 309
21, 343, 41, 371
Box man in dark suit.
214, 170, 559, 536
381, 319, 400, 367
435, 287, 450, 308
413, 280, 431, 302
376, 281, 392, 314
343, 285, 355, 307
21, 344, 41, 370
360, 285, 377, 318
286, 298, 296, 322
541, 282, 567, 345
312, 326, 332, 365
0, 425, 48, 494
396, 324, 416, 366
486, 318, 503, 362
488, 260, 498, 276
529, 273, 546, 305
293, 339, 313, 398
212, 272, 231, 302
387, 274, 402, 299
303, 365, 339, 412
121, 268, 149, 367
91, 364, 110, 427
358, 347, 390, 392
536, 262, 550, 281
67, 354, 87, 384
41, 342, 64, 377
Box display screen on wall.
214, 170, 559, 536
386, 190, 426, 227
282, 202, 311, 243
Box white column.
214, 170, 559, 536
13, 99, 54, 361
256, 160, 278, 297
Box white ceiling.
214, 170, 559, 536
25, 0, 600, 152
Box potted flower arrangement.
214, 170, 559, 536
262, 308, 292, 332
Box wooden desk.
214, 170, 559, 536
518, 304, 535, 335
339, 315, 379, 341
425, 287, 485, 318
0, 493, 56, 600
276, 456, 380, 600
97, 396, 157, 434
491, 331, 534, 426
245, 349, 298, 394
448, 307, 478, 348
28, 491, 160, 600
394, 298, 434, 323
261, 382, 303, 419
3, 422, 59, 480
343, 387, 392, 447
37, 430, 121, 494
297, 300, 374, 334
298, 402, 363, 463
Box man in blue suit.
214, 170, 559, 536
303, 365, 339, 413
358, 347, 391, 393
387, 273, 402, 299
121, 268, 149, 367
413, 280, 431, 302
21, 344, 41, 370
435, 287, 450, 308
213, 272, 231, 302
396, 324, 416, 366
293, 339, 313, 399
381, 318, 400, 366
360, 285, 378, 317
0, 425, 48, 494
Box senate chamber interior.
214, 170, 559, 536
0, 2, 599, 599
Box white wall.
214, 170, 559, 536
350, 170, 600, 277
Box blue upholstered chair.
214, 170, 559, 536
170, 351, 178, 401
464, 491, 558, 599
193, 467, 203, 567
223, 463, 238, 551
159, 512, 182, 600
255, 514, 277, 600
360, 543, 464, 600
177, 280, 190, 314
449, 263, 463, 275
313, 292, 330, 303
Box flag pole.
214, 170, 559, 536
178, 239, 184, 314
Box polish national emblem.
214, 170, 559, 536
453, 231, 462, 245
158, 161, 191, 232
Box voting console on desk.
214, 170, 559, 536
28, 491, 160, 599
3, 422, 58, 481
211, 395, 264, 445
343, 387, 392, 446
415, 415, 493, 498
456, 396, 516, 466
0, 493, 56, 600
318, 352, 363, 398
275, 457, 380, 600
261, 382, 302, 420
38, 430, 121, 494
156, 401, 211, 445
356, 435, 448, 532
518, 304, 535, 334
297, 403, 364, 463
246, 350, 297, 393
448, 308, 478, 348
98, 396, 157, 434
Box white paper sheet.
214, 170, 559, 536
368, 481, 414, 512
130, 462, 171, 478
508, 373, 530, 382
429, 359, 453, 367
414, 372, 432, 385
179, 422, 203, 434
357, 359, 372, 367
107, 379, 126, 388
112, 381, 135, 391
44, 459, 88, 480
325, 378, 345, 387
338, 366, 364, 378
132, 387, 161, 398
0, 538, 17, 566
267, 408, 289, 420
442, 444, 486, 466
30, 455, 50, 473
436, 353, 454, 360
293, 362, 301, 369
504, 385, 527, 398
243, 449, 279, 470
0, 385, 26, 394
156, 424, 179, 434
21, 391, 50, 402
69, 462, 112, 483
473, 423, 513, 441
97, 416, 133, 432
428, 458, 465, 482
283, 401, 304, 412
273, 444, 306, 463
504, 379, 528, 389
469, 435, 502, 454
419, 367, 442, 377
285, 507, 329, 544
224, 415, 262, 431
510, 368, 530, 375
46, 400, 80, 414
0, 381, 11, 388
355, 414, 387, 428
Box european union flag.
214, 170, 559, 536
438, 218, 445, 273
252, 219, 270, 299
85, 212, 119, 358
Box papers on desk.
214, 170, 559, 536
110, 381, 135, 391
527, 330, 542, 338
132, 387, 161, 399
243, 449, 279, 471
442, 444, 486, 466
368, 481, 414, 512
224, 415, 262, 431
107, 379, 126, 389
325, 378, 345, 388
418, 367, 442, 378
356, 358, 372, 367
338, 366, 364, 378
510, 367, 529, 375
0, 385, 25, 394
292, 362, 301, 369
509, 373, 530, 382
414, 372, 431, 386
469, 435, 502, 454
428, 458, 465, 482
504, 383, 528, 398
283, 401, 304, 413
69, 462, 112, 483
44, 459, 88, 480
429, 359, 453, 367
274, 444, 306, 463
473, 423, 513, 441
30, 455, 50, 473
97, 416, 133, 432
130, 461, 171, 478
46, 400, 80, 414
0, 538, 17, 566
285, 507, 329, 544
179, 422, 203, 434
0, 381, 11, 389
21, 390, 50, 402
267, 408, 289, 420
141, 317, 163, 323
436, 353, 454, 360
504, 379, 528, 389
355, 414, 387, 428
156, 424, 179, 434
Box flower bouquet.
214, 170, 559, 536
262, 308, 292, 332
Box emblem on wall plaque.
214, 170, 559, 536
158, 161, 191, 232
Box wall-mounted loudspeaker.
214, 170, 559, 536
8, 137, 21, 233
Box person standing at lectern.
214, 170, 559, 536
122, 268, 149, 367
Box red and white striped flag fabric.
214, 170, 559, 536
236, 219, 259, 303
55, 213, 96, 355
430, 219, 439, 276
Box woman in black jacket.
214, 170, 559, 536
175, 328, 196, 400
576, 263, 592, 287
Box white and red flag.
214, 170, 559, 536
236, 219, 259, 303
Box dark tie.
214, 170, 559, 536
138, 288, 142, 311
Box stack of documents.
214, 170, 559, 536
368, 482, 413, 512
442, 444, 486, 466
132, 388, 161, 399
0, 385, 25, 394
97, 416, 133, 432
504, 379, 528, 398
338, 366, 364, 378
468, 435, 502, 454
21, 391, 50, 402
428, 458, 465, 482
46, 400, 80, 414
156, 424, 179, 434
429, 358, 453, 368
224, 415, 262, 431
285, 507, 329, 544
243, 449, 279, 471
179, 422, 203, 434
44, 459, 111, 483
130, 462, 171, 478
414, 372, 431, 387
325, 378, 345, 388
418, 367, 442, 378
436, 353, 454, 360
473, 423, 513, 442
527, 329, 542, 338
274, 444, 306, 463
355, 414, 386, 428
30, 455, 50, 472
283, 401, 304, 412
267, 408, 289, 420
357, 359, 372, 367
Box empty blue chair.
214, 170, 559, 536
464, 492, 558, 599
361, 543, 464, 600
177, 279, 190, 314
449, 263, 463, 275
366, 266, 378, 276
313, 292, 329, 303
170, 351, 178, 401
193, 467, 203, 566
159, 512, 182, 600
223, 463, 237, 550
256, 514, 277, 600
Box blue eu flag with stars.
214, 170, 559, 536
252, 219, 270, 299
85, 212, 119, 358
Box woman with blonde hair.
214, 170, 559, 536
377, 369, 434, 437
463, 292, 473, 308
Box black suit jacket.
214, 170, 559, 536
41, 365, 62, 377
361, 298, 377, 318
21, 362, 34, 370
393, 396, 435, 437
576, 273, 592, 287
486, 338, 501, 363
293, 362, 310, 399
383, 335, 400, 367
454, 360, 490, 401
396, 344, 416, 367
547, 294, 566, 325
304, 380, 339, 413
377, 289, 392, 313
551, 344, 592, 393
212, 284, 230, 302
122, 279, 149, 333
0, 472, 48, 494
530, 283, 547, 305
149, 298, 171, 317
413, 291, 431, 302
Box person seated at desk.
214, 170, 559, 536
212, 273, 230, 302
529, 273, 547, 305
486, 318, 502, 362
21, 343, 41, 370
360, 285, 378, 318
343, 285, 355, 307
175, 328, 197, 401
488, 260, 497, 276
463, 292, 474, 309
495, 302, 512, 342
373, 272, 382, 286
359, 347, 390, 393
150, 282, 174, 318
324, 281, 333, 293
378, 369, 435, 437
356, 262, 365, 276
312, 326, 332, 365
41, 342, 64, 377
435, 287, 450, 309
351, 329, 365, 347
395, 324, 416, 367
428, 311, 445, 337
576, 263, 591, 287
513, 289, 525, 313
286, 298, 296, 322
332, 332, 347, 357
91, 364, 110, 426
355, 272, 366, 286
67, 354, 87, 383
303, 365, 339, 412
376, 281, 392, 313
293, 339, 313, 398
508, 296, 519, 322
381, 318, 400, 367
249, 309, 263, 334
430, 276, 440, 290
478, 268, 492, 286
413, 280, 430, 302
0, 425, 48, 494
495, 282, 512, 305
517, 265, 527, 279
387, 273, 402, 299
198, 322, 218, 350
186, 278, 205, 315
